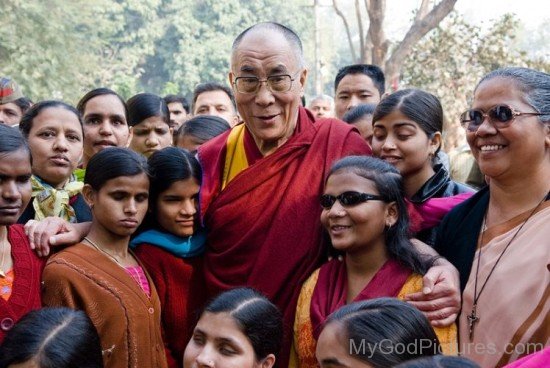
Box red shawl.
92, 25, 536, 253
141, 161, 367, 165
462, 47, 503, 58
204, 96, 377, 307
198, 107, 370, 364
310, 258, 412, 340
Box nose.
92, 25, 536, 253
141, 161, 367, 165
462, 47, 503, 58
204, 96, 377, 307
124, 199, 138, 215
348, 95, 361, 111
473, 115, 498, 137
99, 120, 114, 135
1, 180, 22, 202
381, 135, 396, 151
195, 345, 215, 367
53, 135, 69, 151
180, 199, 197, 216
254, 82, 275, 106
328, 200, 346, 217
145, 133, 160, 147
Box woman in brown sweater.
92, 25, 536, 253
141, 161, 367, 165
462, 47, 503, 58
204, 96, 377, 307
42, 147, 168, 368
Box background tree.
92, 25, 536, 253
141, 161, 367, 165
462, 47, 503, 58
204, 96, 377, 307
332, 0, 457, 87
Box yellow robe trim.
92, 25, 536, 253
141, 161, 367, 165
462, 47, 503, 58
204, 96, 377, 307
222, 124, 249, 190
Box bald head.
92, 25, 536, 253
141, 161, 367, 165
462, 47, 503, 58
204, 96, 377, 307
231, 22, 305, 69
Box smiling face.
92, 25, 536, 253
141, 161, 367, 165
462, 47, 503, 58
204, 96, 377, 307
321, 170, 395, 256
334, 74, 381, 119
27, 107, 83, 188
371, 110, 439, 185
467, 77, 550, 182
316, 322, 373, 368
0, 148, 32, 225
82, 94, 130, 165
155, 178, 199, 237
229, 29, 307, 156
184, 311, 271, 368
129, 117, 172, 158
83, 173, 149, 238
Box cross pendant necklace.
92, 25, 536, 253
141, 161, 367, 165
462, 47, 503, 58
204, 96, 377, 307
469, 193, 547, 341
467, 303, 480, 340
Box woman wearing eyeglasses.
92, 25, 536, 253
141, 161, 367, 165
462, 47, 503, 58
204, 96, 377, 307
435, 67, 550, 367
370, 89, 474, 247
290, 156, 456, 368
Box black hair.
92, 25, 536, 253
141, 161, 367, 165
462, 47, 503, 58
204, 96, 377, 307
203, 287, 283, 362
84, 147, 148, 191
175, 115, 231, 143
334, 64, 385, 95
372, 88, 443, 156
19, 100, 83, 138
13, 97, 33, 114
0, 123, 30, 158
394, 356, 481, 368
232, 22, 304, 67
328, 156, 434, 274
164, 94, 190, 114
324, 298, 441, 367
192, 82, 236, 112
342, 103, 377, 124
77, 87, 129, 121
0, 307, 103, 368
126, 93, 170, 127
147, 146, 201, 213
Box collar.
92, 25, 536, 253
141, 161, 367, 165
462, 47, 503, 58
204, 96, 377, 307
409, 164, 451, 203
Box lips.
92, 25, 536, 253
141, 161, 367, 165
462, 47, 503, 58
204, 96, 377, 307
256, 114, 280, 124
479, 144, 506, 152
0, 205, 21, 216
94, 140, 116, 148
329, 224, 351, 235
120, 218, 139, 228
380, 155, 402, 164
49, 155, 69, 166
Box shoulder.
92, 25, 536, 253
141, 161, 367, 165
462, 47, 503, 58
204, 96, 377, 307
441, 187, 489, 226
443, 180, 476, 196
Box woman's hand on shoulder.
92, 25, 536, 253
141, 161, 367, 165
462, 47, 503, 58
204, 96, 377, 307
24, 218, 91, 257
404, 257, 461, 327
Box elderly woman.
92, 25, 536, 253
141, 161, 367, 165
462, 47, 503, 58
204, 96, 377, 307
435, 67, 550, 367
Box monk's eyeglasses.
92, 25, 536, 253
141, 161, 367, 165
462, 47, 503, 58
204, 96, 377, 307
320, 191, 385, 210
233, 72, 299, 94
460, 104, 548, 132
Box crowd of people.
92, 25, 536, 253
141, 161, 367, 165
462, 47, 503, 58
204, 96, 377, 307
0, 21, 548, 368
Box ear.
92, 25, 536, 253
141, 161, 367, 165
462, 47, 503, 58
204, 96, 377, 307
429, 131, 442, 156
299, 68, 308, 90
545, 123, 550, 149
228, 71, 235, 91
82, 184, 96, 208
126, 127, 134, 148
385, 201, 398, 227
259, 354, 276, 368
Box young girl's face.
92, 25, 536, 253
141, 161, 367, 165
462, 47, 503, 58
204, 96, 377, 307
316, 322, 373, 368
129, 116, 172, 158
371, 110, 439, 179
27, 107, 83, 188
320, 170, 396, 255
184, 312, 271, 368
0, 148, 32, 226
155, 178, 199, 237
84, 173, 149, 237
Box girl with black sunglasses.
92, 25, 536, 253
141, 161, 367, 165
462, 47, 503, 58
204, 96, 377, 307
291, 156, 456, 368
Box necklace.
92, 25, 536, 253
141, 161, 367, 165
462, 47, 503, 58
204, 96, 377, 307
468, 193, 547, 340
83, 236, 126, 269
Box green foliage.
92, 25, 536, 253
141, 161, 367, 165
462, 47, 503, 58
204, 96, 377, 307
402, 12, 550, 149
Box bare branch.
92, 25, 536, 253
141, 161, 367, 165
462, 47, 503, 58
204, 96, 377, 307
366, 0, 387, 65
415, 0, 431, 22
355, 0, 365, 63
385, 0, 457, 83
333, 0, 358, 62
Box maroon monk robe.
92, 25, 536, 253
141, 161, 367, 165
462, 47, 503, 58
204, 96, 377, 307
198, 107, 371, 365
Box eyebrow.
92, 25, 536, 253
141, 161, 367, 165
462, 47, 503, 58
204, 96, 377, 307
85, 113, 126, 120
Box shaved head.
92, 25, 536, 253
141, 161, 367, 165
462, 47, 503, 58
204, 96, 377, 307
231, 22, 305, 69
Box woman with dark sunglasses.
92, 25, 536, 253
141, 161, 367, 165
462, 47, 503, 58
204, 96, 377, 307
291, 156, 456, 368
435, 67, 550, 367
370, 89, 474, 247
